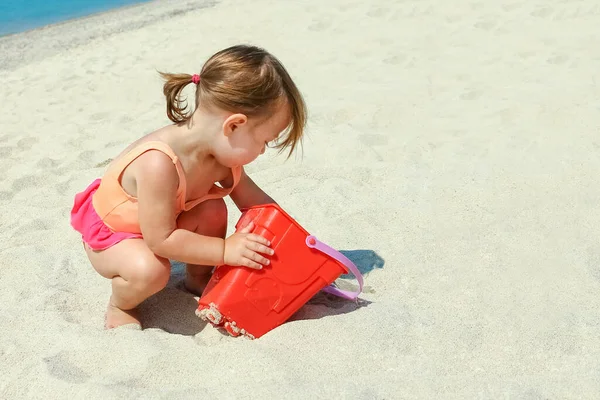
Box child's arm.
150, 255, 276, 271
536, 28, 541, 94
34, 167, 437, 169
135, 153, 271, 269
225, 167, 277, 211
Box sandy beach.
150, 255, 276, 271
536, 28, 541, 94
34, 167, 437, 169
1, 0, 600, 397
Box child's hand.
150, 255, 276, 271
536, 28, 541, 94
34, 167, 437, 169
223, 221, 274, 269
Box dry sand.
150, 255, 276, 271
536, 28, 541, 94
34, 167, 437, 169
1, 0, 600, 398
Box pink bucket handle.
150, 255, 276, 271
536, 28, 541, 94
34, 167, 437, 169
305, 235, 364, 300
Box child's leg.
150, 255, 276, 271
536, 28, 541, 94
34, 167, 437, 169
85, 239, 171, 328
176, 199, 228, 296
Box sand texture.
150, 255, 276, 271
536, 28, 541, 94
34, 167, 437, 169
1, 0, 600, 398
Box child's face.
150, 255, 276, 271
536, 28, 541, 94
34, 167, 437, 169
218, 102, 291, 166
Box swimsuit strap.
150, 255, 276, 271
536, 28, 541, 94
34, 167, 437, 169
105, 140, 186, 200
182, 165, 243, 211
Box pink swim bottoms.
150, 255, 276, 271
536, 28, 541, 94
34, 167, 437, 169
70, 179, 143, 251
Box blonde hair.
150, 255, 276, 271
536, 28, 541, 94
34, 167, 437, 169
159, 45, 307, 157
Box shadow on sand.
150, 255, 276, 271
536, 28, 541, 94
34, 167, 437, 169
290, 248, 384, 323
137, 262, 207, 336
138, 249, 384, 335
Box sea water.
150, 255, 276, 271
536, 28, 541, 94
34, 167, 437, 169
0, 0, 152, 37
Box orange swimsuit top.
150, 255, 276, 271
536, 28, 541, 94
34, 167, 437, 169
92, 140, 241, 234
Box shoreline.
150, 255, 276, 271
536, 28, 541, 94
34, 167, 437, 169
0, 0, 153, 38
1, 0, 599, 397
0, 0, 218, 71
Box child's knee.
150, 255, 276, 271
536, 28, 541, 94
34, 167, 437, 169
204, 199, 227, 227
192, 199, 228, 233
177, 199, 227, 233
129, 256, 170, 292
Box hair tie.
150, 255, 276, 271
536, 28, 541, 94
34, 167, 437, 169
191, 74, 200, 85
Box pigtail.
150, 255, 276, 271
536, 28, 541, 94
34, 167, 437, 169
158, 45, 307, 157
270, 57, 307, 159
159, 72, 194, 124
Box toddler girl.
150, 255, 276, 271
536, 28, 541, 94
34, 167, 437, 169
70, 44, 306, 329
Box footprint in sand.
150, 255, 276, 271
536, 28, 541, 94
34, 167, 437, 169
94, 159, 113, 168
0, 191, 14, 201
120, 115, 133, 124
36, 157, 61, 169
367, 6, 388, 18
55, 177, 76, 196
547, 54, 569, 65
0, 146, 14, 159
90, 112, 110, 121
73, 150, 99, 168
37, 157, 64, 178
470, 2, 485, 11
14, 218, 52, 236
11, 173, 50, 193
337, 2, 357, 12
531, 6, 554, 18
359, 134, 389, 147
104, 140, 126, 148
518, 51, 535, 60
502, 2, 522, 12
308, 19, 330, 31
445, 14, 463, 23
44, 351, 91, 384
45, 258, 94, 325
459, 89, 483, 101
474, 19, 497, 31
411, 5, 434, 17
17, 136, 39, 151
383, 54, 407, 65
331, 107, 358, 126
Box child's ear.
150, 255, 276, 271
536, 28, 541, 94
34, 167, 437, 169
223, 113, 248, 137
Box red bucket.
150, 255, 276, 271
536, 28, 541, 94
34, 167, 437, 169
196, 203, 363, 339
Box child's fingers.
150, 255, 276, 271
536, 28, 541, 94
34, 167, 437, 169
239, 221, 255, 234
247, 233, 270, 246
241, 256, 263, 270
246, 241, 274, 256
244, 249, 270, 266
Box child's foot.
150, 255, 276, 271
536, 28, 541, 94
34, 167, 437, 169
105, 301, 141, 330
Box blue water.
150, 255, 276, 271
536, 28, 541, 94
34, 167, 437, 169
0, 0, 152, 36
